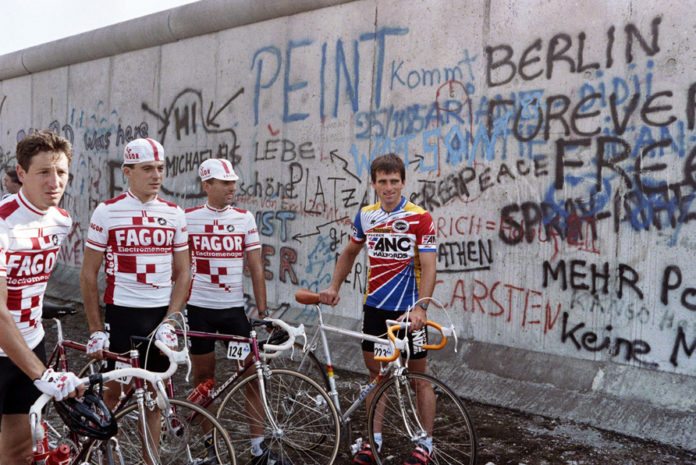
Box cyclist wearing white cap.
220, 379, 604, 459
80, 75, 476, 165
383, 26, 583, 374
185, 158, 273, 462
80, 138, 190, 384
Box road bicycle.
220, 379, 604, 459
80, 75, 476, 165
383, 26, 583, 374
36, 309, 235, 465
283, 289, 478, 465
173, 317, 341, 465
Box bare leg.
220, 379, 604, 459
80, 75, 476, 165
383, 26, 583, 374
363, 351, 383, 433
0, 414, 33, 465
407, 358, 435, 435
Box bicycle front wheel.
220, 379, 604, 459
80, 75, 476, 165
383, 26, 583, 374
87, 398, 236, 464
368, 372, 477, 465
217, 368, 340, 465
269, 342, 330, 392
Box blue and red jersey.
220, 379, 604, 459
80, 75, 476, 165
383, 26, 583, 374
351, 196, 436, 311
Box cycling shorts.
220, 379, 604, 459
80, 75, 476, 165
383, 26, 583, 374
186, 305, 251, 355
105, 304, 169, 372
361, 305, 428, 360
0, 339, 46, 420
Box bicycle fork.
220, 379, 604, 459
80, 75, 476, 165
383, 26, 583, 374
135, 392, 161, 464
87, 437, 126, 465
255, 361, 283, 437
394, 374, 428, 444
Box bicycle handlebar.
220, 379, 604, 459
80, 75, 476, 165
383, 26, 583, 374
29, 341, 188, 450
259, 317, 306, 358
374, 320, 449, 362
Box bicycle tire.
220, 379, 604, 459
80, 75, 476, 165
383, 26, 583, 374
216, 368, 340, 465
86, 398, 236, 465
268, 342, 364, 459
367, 372, 477, 465
77, 359, 102, 377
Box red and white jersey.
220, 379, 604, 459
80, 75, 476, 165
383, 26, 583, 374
0, 191, 72, 356
185, 204, 261, 309
86, 191, 188, 308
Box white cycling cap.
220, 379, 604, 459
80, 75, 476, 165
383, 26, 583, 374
198, 158, 239, 181
123, 138, 164, 164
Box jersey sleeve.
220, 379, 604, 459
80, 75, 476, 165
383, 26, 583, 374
244, 212, 261, 251
416, 211, 437, 252
350, 209, 366, 244
86, 204, 109, 252
173, 207, 188, 252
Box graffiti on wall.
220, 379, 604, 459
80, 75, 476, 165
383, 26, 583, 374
1, 6, 695, 376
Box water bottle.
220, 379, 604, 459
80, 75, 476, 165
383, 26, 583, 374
46, 444, 71, 465
187, 378, 214, 408
33, 420, 51, 464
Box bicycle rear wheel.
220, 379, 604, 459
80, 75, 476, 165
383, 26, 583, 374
367, 372, 477, 465
216, 368, 340, 465
87, 398, 236, 464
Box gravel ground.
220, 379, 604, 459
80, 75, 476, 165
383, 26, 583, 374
46, 307, 696, 465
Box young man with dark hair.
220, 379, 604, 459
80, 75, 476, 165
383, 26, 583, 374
320, 153, 438, 465
0, 130, 81, 464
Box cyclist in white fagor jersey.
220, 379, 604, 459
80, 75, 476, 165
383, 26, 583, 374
185, 158, 275, 464
0, 131, 82, 464
80, 138, 190, 407
320, 153, 437, 465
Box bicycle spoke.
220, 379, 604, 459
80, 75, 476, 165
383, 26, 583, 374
217, 368, 339, 465
369, 373, 477, 465
86, 399, 235, 465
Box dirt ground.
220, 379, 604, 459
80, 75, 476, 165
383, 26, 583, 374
323, 367, 696, 465
46, 306, 696, 465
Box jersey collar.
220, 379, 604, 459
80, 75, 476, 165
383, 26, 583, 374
380, 196, 406, 214
126, 189, 159, 205
205, 203, 231, 213
18, 189, 48, 216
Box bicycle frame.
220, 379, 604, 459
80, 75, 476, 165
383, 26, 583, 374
295, 304, 401, 425
174, 318, 302, 436
288, 289, 456, 449
187, 328, 281, 428
39, 318, 178, 464
46, 318, 173, 411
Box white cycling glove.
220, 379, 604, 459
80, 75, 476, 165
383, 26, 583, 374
86, 331, 110, 354
34, 369, 81, 401
155, 322, 178, 348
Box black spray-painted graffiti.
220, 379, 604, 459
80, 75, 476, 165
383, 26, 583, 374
542, 259, 643, 299
142, 88, 244, 144
560, 312, 657, 368
485, 16, 662, 87
410, 157, 549, 212
670, 327, 696, 367
437, 239, 492, 273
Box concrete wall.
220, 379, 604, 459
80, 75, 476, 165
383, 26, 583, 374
2, 0, 695, 451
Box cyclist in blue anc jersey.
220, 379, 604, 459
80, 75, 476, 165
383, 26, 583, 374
320, 153, 437, 465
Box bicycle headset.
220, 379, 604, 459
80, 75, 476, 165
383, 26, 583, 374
54, 377, 117, 440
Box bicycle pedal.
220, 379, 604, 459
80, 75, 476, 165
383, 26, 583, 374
350, 437, 364, 456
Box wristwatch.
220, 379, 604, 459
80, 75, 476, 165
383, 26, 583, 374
418, 302, 429, 311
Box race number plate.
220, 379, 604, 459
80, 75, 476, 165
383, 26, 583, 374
227, 341, 251, 360
114, 361, 132, 384
373, 341, 394, 359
